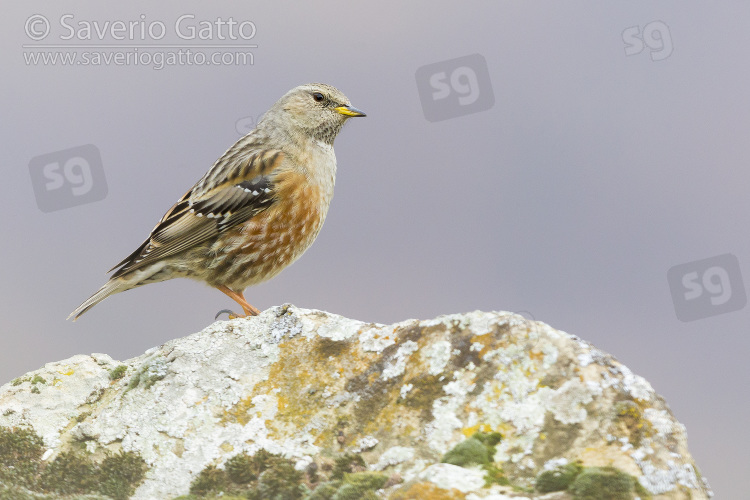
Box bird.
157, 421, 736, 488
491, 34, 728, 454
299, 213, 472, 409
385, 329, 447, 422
68, 83, 365, 321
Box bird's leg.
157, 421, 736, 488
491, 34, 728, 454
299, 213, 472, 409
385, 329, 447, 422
216, 285, 261, 317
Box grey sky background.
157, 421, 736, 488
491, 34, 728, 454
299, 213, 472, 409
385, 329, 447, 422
3, 2, 748, 496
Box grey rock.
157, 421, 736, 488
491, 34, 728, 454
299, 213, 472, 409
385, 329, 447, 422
0, 306, 712, 499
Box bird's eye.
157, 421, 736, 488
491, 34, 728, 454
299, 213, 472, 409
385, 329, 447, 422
312, 92, 325, 102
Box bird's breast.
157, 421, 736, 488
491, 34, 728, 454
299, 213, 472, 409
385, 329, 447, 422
206, 173, 331, 288
253, 179, 330, 260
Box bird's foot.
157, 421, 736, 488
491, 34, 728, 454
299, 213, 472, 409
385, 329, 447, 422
214, 306, 260, 320
216, 286, 261, 317
215, 309, 241, 320
242, 304, 262, 316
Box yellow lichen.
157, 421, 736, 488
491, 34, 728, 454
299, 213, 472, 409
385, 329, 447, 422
222, 334, 380, 441
222, 396, 256, 426
461, 423, 494, 437
469, 334, 494, 358
391, 482, 466, 499
529, 349, 545, 362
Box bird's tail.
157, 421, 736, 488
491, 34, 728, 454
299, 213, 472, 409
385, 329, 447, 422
67, 278, 133, 321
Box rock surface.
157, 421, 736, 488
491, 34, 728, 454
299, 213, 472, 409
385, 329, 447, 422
0, 306, 712, 499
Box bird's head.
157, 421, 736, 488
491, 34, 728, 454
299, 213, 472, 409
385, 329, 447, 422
265, 83, 366, 145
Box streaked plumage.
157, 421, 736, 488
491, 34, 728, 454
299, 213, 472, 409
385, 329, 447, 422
69, 83, 365, 320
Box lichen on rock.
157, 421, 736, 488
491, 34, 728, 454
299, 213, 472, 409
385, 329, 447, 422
0, 306, 712, 499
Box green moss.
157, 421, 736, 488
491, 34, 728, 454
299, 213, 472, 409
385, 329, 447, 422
440, 432, 508, 486
536, 462, 584, 492
331, 454, 366, 480
40, 451, 97, 494
185, 452, 384, 500
190, 465, 228, 496
511, 484, 535, 494
31, 375, 46, 385
569, 466, 638, 500
127, 359, 167, 390
342, 471, 387, 490
253, 457, 305, 500
309, 481, 340, 500
0, 426, 44, 465
143, 362, 167, 388
174, 496, 247, 500
11, 377, 30, 386
482, 464, 510, 487
436, 432, 510, 488
40, 449, 148, 497
0, 426, 147, 498
332, 484, 379, 500
188, 452, 307, 499
307, 471, 387, 500
109, 365, 128, 381
0, 482, 93, 500
0, 426, 44, 489
224, 453, 256, 484
127, 372, 141, 390
224, 449, 275, 484
441, 432, 502, 467
442, 437, 489, 466
97, 450, 148, 500
473, 431, 502, 447
534, 464, 648, 500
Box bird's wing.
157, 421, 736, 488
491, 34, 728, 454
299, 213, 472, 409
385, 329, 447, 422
109, 148, 284, 278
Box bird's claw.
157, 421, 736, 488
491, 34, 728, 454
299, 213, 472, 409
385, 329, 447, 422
215, 309, 241, 320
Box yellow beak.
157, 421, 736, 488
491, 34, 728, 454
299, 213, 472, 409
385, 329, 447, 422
334, 105, 366, 117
